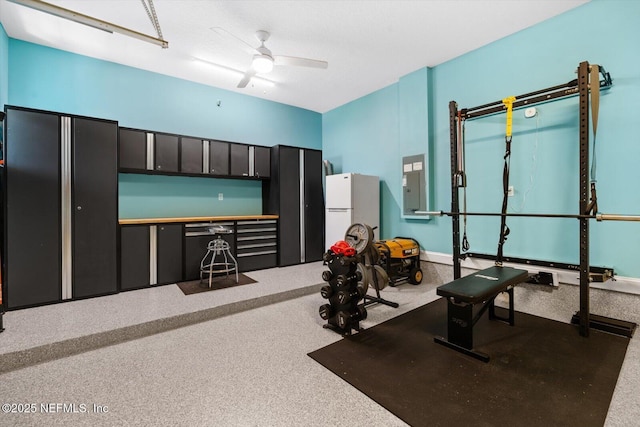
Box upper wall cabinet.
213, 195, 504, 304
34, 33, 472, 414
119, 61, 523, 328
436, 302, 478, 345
181, 137, 203, 174
230, 143, 249, 177
118, 127, 270, 179
119, 128, 147, 170
154, 133, 179, 173
229, 143, 271, 178
208, 140, 230, 176
254, 146, 271, 178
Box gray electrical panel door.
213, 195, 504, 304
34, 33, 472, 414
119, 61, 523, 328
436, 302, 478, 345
402, 154, 427, 216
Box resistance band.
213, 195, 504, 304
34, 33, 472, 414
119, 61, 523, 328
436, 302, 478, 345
496, 96, 516, 266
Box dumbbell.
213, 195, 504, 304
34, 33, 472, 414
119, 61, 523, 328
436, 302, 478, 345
335, 272, 362, 287
335, 285, 367, 305
320, 285, 333, 299
322, 270, 333, 282
336, 306, 367, 329
319, 304, 333, 321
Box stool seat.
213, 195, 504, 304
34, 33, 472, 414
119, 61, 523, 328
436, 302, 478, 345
200, 236, 238, 287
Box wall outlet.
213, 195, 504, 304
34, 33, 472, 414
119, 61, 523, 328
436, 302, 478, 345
508, 186, 514, 196
218, 193, 223, 201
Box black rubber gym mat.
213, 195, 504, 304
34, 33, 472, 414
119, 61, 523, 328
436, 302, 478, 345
308, 298, 630, 427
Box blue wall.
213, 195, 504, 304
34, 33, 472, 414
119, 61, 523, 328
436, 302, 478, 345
0, 24, 7, 109
7, 39, 322, 218
322, 0, 640, 278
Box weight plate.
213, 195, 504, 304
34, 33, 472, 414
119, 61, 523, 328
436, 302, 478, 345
371, 264, 390, 290
344, 223, 374, 254
367, 245, 380, 265
356, 263, 369, 289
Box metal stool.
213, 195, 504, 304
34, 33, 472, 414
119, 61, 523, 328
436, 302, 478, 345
200, 228, 239, 288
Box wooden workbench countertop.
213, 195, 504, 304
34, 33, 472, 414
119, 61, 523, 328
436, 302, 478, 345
119, 214, 279, 225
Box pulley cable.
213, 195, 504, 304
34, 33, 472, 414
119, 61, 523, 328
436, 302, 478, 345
586, 64, 600, 215
457, 111, 470, 252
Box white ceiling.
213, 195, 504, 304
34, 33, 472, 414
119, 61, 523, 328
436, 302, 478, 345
0, 0, 589, 113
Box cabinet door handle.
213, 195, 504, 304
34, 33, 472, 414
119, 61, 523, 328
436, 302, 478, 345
77, 206, 82, 210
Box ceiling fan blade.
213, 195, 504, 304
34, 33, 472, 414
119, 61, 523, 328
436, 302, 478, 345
274, 55, 328, 69
237, 69, 256, 88
211, 26, 257, 55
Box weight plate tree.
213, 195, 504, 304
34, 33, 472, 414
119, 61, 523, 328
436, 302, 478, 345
318, 249, 367, 335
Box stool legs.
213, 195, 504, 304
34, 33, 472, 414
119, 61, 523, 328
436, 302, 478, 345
200, 237, 238, 287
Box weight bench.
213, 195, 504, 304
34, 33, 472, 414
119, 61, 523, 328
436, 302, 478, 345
433, 266, 529, 362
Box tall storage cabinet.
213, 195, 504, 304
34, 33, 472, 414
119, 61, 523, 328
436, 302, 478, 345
72, 118, 118, 298
264, 145, 324, 266
3, 107, 118, 309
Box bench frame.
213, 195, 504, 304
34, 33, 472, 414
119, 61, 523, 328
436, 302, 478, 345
433, 265, 528, 362
434, 287, 514, 363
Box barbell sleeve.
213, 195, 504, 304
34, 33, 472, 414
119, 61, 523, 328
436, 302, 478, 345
596, 214, 640, 222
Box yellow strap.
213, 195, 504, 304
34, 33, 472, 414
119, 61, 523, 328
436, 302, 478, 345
502, 96, 516, 138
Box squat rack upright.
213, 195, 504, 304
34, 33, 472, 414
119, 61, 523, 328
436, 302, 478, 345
447, 61, 630, 338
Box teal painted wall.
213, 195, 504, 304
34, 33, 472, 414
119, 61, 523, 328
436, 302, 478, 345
323, 0, 640, 278
118, 174, 262, 219
7, 39, 321, 218
0, 24, 7, 109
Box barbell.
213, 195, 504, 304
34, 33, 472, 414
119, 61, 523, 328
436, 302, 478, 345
416, 211, 640, 222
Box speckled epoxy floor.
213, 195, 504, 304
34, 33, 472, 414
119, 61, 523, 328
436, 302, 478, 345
0, 261, 638, 426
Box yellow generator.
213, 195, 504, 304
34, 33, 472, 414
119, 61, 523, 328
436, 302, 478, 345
374, 237, 423, 285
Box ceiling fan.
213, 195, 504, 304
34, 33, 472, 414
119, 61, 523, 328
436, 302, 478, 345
212, 27, 328, 88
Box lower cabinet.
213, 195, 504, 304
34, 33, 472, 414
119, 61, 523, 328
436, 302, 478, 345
120, 226, 151, 291
236, 220, 278, 272
157, 224, 183, 285
120, 224, 184, 290
120, 219, 278, 290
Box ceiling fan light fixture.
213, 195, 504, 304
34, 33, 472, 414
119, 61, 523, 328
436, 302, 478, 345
252, 54, 274, 74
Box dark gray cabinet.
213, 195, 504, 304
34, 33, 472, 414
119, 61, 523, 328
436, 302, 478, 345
209, 140, 229, 175
119, 128, 146, 170
180, 137, 203, 174
118, 127, 267, 181
264, 145, 323, 266
230, 143, 249, 176
4, 107, 118, 309
254, 146, 271, 178
120, 223, 184, 289
157, 224, 183, 284
230, 144, 270, 178
303, 149, 325, 262
72, 117, 119, 298
236, 219, 278, 272
154, 133, 179, 172
5, 109, 61, 308
120, 226, 151, 291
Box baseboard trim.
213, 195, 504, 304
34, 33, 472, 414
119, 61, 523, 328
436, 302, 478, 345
421, 250, 640, 296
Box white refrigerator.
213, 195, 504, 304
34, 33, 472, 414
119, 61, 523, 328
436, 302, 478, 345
325, 173, 380, 250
